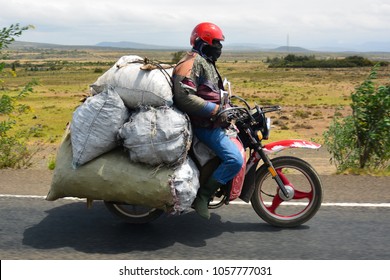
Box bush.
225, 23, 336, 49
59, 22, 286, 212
323, 66, 390, 172
0, 130, 34, 168
1, 23, 37, 168
0, 79, 39, 168
267, 55, 379, 68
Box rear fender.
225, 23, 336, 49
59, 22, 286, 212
263, 139, 321, 155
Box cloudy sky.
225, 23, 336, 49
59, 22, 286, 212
1, 0, 389, 51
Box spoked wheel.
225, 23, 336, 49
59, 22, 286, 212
104, 201, 164, 224
251, 156, 323, 227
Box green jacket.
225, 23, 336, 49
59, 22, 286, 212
172, 52, 223, 127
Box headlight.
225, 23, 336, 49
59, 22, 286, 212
266, 117, 271, 130
263, 117, 271, 140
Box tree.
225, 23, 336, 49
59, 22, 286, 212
1, 23, 38, 168
323, 66, 390, 173
1, 24, 33, 87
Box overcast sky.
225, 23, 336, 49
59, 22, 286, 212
1, 0, 389, 50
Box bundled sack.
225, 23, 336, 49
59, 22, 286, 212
70, 85, 130, 168
170, 157, 200, 213
90, 55, 174, 109
119, 106, 192, 166
46, 132, 200, 213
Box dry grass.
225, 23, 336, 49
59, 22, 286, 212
1, 49, 389, 146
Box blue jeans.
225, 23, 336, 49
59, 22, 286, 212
194, 127, 244, 185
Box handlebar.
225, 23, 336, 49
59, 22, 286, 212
230, 96, 281, 113
260, 105, 282, 113
214, 96, 281, 123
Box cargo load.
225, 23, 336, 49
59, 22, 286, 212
70, 85, 129, 168
119, 106, 192, 167
90, 55, 173, 109
47, 55, 201, 213
47, 132, 200, 213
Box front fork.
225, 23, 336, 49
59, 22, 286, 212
239, 128, 289, 202
256, 148, 290, 198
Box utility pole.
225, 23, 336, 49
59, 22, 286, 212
287, 33, 290, 52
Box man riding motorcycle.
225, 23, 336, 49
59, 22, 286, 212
172, 22, 243, 219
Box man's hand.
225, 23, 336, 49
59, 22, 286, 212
211, 104, 230, 128
210, 104, 220, 117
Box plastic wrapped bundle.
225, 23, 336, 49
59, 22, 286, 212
170, 157, 200, 213
70, 86, 130, 168
46, 132, 200, 212
90, 55, 173, 109
119, 106, 192, 167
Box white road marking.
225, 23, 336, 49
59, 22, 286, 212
230, 201, 390, 207
1, 194, 389, 207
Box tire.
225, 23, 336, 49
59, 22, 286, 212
104, 201, 164, 224
251, 156, 323, 227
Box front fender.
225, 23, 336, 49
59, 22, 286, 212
263, 139, 321, 155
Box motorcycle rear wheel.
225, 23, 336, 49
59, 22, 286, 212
104, 201, 164, 224
251, 156, 323, 227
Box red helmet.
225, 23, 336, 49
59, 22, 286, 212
190, 22, 225, 46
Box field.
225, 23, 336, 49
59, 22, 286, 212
1, 48, 390, 167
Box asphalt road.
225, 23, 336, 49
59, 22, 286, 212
0, 196, 389, 260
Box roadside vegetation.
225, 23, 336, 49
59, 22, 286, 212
266, 54, 389, 68
324, 67, 390, 174
0, 24, 39, 168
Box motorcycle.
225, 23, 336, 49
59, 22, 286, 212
104, 87, 323, 228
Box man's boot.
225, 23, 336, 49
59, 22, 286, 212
193, 178, 223, 219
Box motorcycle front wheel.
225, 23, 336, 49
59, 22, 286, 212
251, 156, 323, 228
104, 201, 164, 224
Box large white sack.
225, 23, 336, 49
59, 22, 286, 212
46, 132, 200, 213
119, 106, 192, 166
70, 86, 130, 168
90, 55, 174, 109
171, 157, 200, 213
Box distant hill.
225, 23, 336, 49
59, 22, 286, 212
8, 40, 92, 50
8, 40, 284, 51
8, 40, 390, 53
96, 41, 276, 51
9, 40, 185, 51
223, 43, 278, 51
271, 46, 313, 52
9, 41, 56, 49
95, 41, 181, 50
357, 41, 390, 52
95, 41, 315, 52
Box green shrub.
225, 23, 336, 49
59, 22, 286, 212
47, 155, 56, 170
267, 55, 379, 68
293, 110, 310, 119
1, 23, 37, 169
323, 66, 390, 172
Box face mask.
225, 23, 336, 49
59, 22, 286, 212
202, 41, 223, 62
